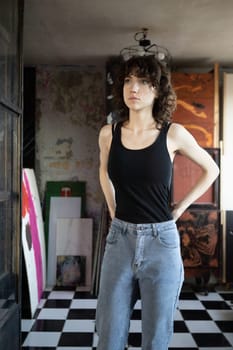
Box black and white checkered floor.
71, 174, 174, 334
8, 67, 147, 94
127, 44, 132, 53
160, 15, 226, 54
21, 286, 233, 349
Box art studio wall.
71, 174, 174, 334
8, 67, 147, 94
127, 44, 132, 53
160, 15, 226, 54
35, 65, 106, 226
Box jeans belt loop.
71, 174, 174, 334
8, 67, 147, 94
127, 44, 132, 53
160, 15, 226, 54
122, 221, 127, 235
152, 224, 157, 237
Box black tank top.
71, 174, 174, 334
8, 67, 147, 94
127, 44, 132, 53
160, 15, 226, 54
108, 122, 173, 223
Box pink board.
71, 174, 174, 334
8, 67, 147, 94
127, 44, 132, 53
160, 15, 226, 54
22, 169, 46, 317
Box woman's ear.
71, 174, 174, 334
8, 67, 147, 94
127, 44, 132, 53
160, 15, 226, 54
152, 85, 158, 98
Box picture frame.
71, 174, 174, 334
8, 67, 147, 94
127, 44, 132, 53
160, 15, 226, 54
177, 209, 221, 270
171, 148, 220, 209
171, 70, 218, 148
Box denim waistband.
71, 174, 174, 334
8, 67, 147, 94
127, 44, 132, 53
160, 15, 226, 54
111, 217, 175, 234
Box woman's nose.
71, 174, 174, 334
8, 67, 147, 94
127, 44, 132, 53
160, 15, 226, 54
130, 81, 139, 92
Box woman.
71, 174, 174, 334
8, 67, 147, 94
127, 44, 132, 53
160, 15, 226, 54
96, 55, 219, 350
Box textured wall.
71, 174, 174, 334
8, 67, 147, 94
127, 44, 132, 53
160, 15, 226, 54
35, 66, 105, 225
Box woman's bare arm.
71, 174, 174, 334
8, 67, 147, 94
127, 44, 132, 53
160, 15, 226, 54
168, 123, 220, 221
98, 124, 116, 219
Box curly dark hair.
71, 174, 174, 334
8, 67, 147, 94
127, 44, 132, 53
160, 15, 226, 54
112, 55, 177, 127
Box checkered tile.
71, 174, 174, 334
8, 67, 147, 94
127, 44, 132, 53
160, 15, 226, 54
21, 286, 233, 349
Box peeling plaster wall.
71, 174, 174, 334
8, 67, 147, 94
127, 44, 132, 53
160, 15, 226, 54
35, 65, 105, 226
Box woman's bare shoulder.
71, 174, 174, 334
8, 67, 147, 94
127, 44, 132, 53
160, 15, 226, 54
169, 122, 197, 142
168, 122, 200, 154
99, 124, 113, 149
169, 122, 186, 136
99, 124, 112, 138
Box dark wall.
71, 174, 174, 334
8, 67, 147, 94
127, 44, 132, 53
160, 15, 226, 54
23, 67, 36, 168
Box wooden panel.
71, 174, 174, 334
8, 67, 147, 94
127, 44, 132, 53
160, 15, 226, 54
172, 72, 215, 147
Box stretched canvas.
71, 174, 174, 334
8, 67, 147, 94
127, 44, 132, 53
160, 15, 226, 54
56, 218, 93, 291
44, 181, 86, 253
47, 197, 81, 286
22, 169, 46, 317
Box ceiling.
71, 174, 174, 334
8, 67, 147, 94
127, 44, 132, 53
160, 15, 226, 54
23, 0, 233, 68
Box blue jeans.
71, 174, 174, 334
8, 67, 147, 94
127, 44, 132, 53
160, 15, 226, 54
96, 217, 184, 350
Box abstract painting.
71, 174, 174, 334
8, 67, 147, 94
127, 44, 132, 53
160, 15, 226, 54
22, 169, 46, 317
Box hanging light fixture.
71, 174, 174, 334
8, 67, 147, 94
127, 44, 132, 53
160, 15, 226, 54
120, 28, 172, 66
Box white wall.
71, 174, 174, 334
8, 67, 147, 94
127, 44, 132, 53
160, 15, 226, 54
221, 73, 233, 210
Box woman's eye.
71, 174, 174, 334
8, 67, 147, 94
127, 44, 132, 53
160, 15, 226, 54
141, 79, 149, 85
124, 78, 130, 84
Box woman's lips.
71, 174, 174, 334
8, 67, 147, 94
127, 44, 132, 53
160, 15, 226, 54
129, 96, 140, 100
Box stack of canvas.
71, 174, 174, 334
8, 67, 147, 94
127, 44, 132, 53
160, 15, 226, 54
47, 195, 93, 291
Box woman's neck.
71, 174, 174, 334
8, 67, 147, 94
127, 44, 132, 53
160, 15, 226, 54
125, 111, 156, 131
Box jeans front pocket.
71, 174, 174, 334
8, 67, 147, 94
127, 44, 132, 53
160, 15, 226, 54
106, 226, 119, 244
157, 222, 180, 249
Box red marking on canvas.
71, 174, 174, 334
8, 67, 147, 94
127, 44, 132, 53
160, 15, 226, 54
22, 180, 29, 218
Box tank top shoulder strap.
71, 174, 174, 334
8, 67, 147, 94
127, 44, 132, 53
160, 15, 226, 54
111, 123, 116, 136
109, 122, 121, 153
111, 122, 122, 137
162, 122, 172, 134
156, 122, 172, 146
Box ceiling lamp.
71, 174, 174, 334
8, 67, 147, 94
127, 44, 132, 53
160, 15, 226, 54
120, 28, 172, 66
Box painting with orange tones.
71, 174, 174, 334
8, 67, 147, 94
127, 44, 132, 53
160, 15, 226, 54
177, 209, 220, 269
171, 72, 215, 148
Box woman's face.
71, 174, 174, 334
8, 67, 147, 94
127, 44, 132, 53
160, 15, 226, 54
123, 73, 158, 112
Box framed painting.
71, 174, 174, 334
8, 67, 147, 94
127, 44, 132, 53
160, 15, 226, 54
177, 209, 220, 270
171, 69, 219, 148
171, 148, 220, 209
